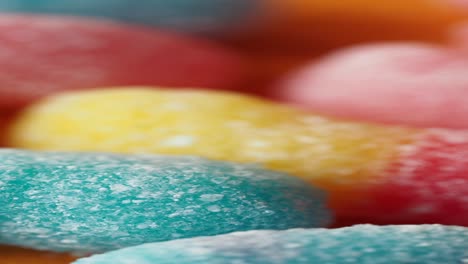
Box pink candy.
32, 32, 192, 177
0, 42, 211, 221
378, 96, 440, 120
278, 43, 468, 129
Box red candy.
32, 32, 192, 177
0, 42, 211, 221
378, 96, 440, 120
332, 130, 468, 226
0, 15, 245, 109
371, 131, 468, 225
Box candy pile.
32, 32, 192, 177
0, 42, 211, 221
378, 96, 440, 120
0, 1, 467, 264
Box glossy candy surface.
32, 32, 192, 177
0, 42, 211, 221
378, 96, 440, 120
74, 225, 468, 264
0, 149, 330, 253
8, 88, 468, 226
0, 0, 259, 33
0, 15, 244, 109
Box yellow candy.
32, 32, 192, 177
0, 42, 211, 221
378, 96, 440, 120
8, 88, 416, 191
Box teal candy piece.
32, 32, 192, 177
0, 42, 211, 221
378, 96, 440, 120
74, 225, 468, 264
0, 0, 259, 33
0, 149, 330, 253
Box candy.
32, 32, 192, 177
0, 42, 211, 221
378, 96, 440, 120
451, 22, 468, 52
0, 149, 330, 253
360, 130, 468, 225
0, 0, 259, 33
8, 88, 468, 226
277, 43, 468, 129
0, 15, 244, 109
74, 225, 468, 264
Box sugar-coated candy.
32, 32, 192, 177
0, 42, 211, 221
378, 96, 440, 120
8, 88, 468, 226
0, 0, 259, 33
278, 43, 468, 129
0, 15, 244, 109
74, 225, 468, 264
0, 149, 330, 253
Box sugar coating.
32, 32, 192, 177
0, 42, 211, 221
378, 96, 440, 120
0, 16, 243, 109
8, 87, 415, 189
365, 129, 468, 225
14, 88, 468, 225
331, 129, 468, 226
7, 88, 424, 224
74, 225, 468, 264
0, 0, 258, 33
0, 149, 330, 253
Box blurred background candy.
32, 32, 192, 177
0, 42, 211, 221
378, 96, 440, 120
0, 15, 245, 110
1, 1, 466, 96
263, 0, 468, 50
226, 0, 468, 95
276, 43, 468, 129
0, 0, 261, 34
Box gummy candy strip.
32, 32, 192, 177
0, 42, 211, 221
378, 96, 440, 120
0, 149, 330, 253
73, 225, 468, 264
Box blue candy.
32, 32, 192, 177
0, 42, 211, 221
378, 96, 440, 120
74, 225, 468, 264
0, 149, 330, 253
0, 0, 259, 33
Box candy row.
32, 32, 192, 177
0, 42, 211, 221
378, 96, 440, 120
1, 150, 467, 263
1, 5, 468, 111
0, 2, 467, 263
2, 87, 468, 227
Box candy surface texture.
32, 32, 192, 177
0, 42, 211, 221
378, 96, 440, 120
0, 149, 330, 253
74, 225, 468, 264
0, 15, 243, 109
10, 87, 468, 226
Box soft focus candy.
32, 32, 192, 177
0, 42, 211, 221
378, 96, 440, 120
252, 0, 468, 53
451, 0, 468, 9
451, 22, 468, 52
74, 225, 468, 264
0, 0, 260, 34
0, 15, 244, 109
8, 88, 468, 226
278, 43, 468, 129
0, 149, 330, 253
